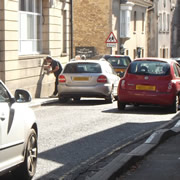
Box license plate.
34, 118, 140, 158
114, 69, 125, 72
136, 85, 156, 91
73, 77, 89, 81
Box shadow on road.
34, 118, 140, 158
36, 121, 176, 179
42, 98, 110, 107
42, 99, 180, 115
102, 105, 174, 115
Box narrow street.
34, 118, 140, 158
1, 1, 180, 180
31, 99, 177, 180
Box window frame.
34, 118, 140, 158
167, 14, 170, 32
159, 13, 163, 32
19, 0, 42, 55
134, 11, 137, 32
173, 64, 180, 77
163, 12, 166, 32
62, 10, 67, 54
142, 12, 145, 32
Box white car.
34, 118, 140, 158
0, 80, 38, 179
58, 59, 120, 103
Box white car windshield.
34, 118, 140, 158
0, 83, 10, 102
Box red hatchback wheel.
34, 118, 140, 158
117, 100, 126, 110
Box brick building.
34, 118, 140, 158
73, 0, 152, 59
73, 0, 112, 58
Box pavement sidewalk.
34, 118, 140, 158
89, 120, 180, 180
27, 97, 59, 108
118, 132, 180, 180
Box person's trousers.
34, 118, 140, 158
53, 75, 59, 95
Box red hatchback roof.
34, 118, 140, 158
134, 57, 176, 64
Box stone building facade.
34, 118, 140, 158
147, 0, 177, 58
118, 0, 153, 59
171, 0, 180, 57
0, 0, 72, 97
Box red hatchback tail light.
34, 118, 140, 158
97, 75, 107, 83
59, 75, 66, 83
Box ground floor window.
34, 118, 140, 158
19, 0, 42, 55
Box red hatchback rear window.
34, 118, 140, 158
128, 60, 170, 76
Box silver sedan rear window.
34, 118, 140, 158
64, 63, 102, 73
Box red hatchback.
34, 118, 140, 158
117, 58, 180, 113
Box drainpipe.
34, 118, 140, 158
70, 0, 73, 60
118, 0, 121, 54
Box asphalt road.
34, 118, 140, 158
2, 98, 179, 180
33, 98, 178, 180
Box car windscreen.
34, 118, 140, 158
107, 57, 131, 67
176, 60, 180, 64
63, 63, 102, 73
128, 60, 170, 76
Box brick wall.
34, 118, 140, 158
73, 0, 112, 57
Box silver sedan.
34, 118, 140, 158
57, 59, 120, 103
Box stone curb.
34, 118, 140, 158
88, 120, 180, 180
28, 99, 59, 108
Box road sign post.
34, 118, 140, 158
106, 43, 116, 47
105, 32, 118, 48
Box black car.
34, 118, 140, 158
103, 55, 132, 77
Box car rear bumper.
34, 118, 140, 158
58, 84, 112, 98
118, 89, 175, 106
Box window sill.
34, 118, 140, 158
61, 53, 67, 57
18, 54, 48, 60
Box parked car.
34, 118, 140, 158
117, 58, 180, 113
103, 55, 132, 77
58, 59, 120, 103
0, 80, 38, 179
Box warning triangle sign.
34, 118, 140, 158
105, 32, 118, 43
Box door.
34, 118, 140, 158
0, 83, 24, 171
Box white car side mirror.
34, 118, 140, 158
14, 89, 32, 103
